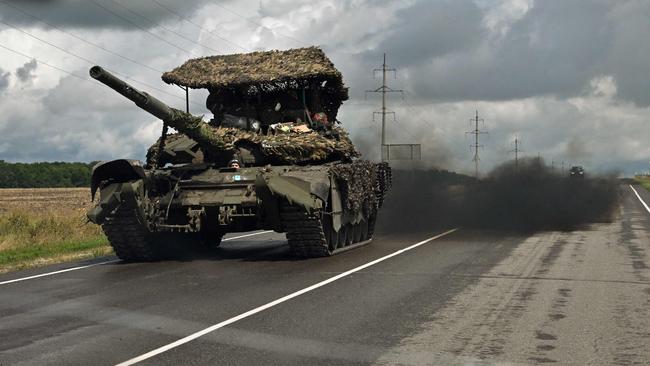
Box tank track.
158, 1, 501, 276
367, 162, 391, 239
101, 207, 158, 262
280, 204, 330, 258
280, 203, 372, 258
375, 162, 392, 209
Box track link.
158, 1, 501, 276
280, 204, 331, 258
280, 203, 373, 258
375, 162, 392, 209
102, 208, 158, 262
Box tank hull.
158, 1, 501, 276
88, 160, 391, 261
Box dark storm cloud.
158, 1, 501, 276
15, 59, 38, 83
0, 0, 210, 29
365, 0, 484, 68
364, 0, 650, 106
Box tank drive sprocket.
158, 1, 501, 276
101, 207, 158, 262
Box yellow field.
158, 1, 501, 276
0, 188, 111, 273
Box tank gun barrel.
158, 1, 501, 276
89, 65, 229, 156
89, 66, 174, 121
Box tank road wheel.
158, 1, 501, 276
102, 208, 158, 262
280, 203, 374, 258
345, 224, 355, 246
353, 222, 363, 243
347, 224, 355, 245
322, 214, 339, 252
367, 213, 378, 240
337, 225, 347, 249
359, 220, 369, 241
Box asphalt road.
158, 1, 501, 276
1, 185, 649, 365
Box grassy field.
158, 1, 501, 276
634, 175, 650, 191
0, 188, 111, 273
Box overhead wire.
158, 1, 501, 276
149, 0, 249, 52
210, 1, 310, 47
0, 42, 89, 83
0, 21, 202, 108
348, 101, 420, 142
88, 0, 200, 56
399, 91, 441, 130
106, 0, 223, 55
0, 0, 164, 74
391, 119, 421, 142
0, 1, 320, 113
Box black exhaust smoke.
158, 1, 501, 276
377, 158, 619, 233
463, 158, 619, 230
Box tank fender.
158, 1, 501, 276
90, 159, 145, 200
261, 175, 325, 212
86, 179, 144, 224
254, 176, 283, 231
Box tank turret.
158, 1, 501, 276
90, 65, 358, 167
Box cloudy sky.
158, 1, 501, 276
1, 0, 649, 175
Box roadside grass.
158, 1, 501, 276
0, 188, 111, 273
634, 175, 650, 192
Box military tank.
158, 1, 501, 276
87, 47, 391, 261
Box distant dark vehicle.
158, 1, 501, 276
86, 47, 391, 261
569, 166, 585, 178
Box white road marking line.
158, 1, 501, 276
630, 185, 650, 214
222, 230, 274, 241
0, 231, 275, 286
115, 228, 460, 366
0, 259, 120, 285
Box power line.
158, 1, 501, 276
466, 110, 488, 178
88, 0, 199, 56
0, 20, 94, 66
392, 119, 420, 141
210, 1, 310, 47
509, 136, 522, 172
149, 0, 249, 52
0, 0, 164, 74
399, 92, 441, 130
0, 20, 201, 107
0, 42, 88, 83
365, 53, 404, 158
106, 0, 223, 55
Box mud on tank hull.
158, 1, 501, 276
87, 159, 391, 261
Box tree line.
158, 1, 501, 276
0, 161, 96, 188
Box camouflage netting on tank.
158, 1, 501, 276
208, 126, 359, 164
162, 47, 345, 93
154, 110, 359, 165
330, 160, 378, 216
